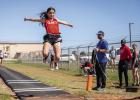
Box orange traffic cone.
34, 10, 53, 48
86, 75, 93, 91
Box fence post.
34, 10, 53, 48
77, 47, 80, 73
88, 46, 90, 61
68, 48, 70, 70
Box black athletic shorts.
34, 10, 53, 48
43, 34, 62, 45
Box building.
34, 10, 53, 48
0, 42, 43, 59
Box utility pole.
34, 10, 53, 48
129, 22, 134, 47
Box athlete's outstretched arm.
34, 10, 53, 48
24, 17, 45, 23
57, 19, 73, 27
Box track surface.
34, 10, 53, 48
0, 67, 82, 100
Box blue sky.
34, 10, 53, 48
0, 0, 140, 47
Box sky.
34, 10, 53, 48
0, 0, 140, 48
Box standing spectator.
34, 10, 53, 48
94, 31, 109, 91
118, 39, 132, 88
0, 50, 4, 65
132, 43, 139, 86
109, 46, 116, 72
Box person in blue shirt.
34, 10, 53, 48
94, 31, 109, 91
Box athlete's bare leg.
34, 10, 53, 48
53, 42, 61, 69
42, 42, 51, 63
132, 68, 136, 85
136, 68, 140, 85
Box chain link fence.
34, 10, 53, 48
18, 41, 140, 73
19, 51, 43, 63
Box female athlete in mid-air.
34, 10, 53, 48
24, 7, 73, 69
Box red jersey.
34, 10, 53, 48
120, 45, 132, 61
45, 18, 60, 34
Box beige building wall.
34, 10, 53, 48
0, 43, 43, 58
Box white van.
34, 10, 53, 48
60, 54, 76, 62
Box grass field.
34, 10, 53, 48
2, 61, 140, 100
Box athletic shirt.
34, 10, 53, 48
120, 45, 132, 61
110, 49, 116, 58
96, 39, 109, 63
45, 18, 60, 34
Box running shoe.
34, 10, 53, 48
55, 63, 59, 70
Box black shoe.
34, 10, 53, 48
136, 84, 139, 86
92, 86, 100, 90
132, 83, 136, 86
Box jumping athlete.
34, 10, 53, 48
24, 7, 73, 69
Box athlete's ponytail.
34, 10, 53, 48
40, 7, 56, 26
